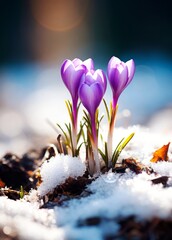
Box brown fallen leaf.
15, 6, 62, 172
122, 158, 153, 174
150, 142, 170, 163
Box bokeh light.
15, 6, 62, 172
31, 0, 90, 32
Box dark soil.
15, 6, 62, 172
0, 147, 48, 199
78, 216, 172, 240
115, 216, 172, 240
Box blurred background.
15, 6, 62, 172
0, 0, 172, 155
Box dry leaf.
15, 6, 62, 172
150, 142, 170, 163
122, 158, 153, 174
0, 178, 5, 188
151, 176, 169, 187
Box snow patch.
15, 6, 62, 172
55, 171, 172, 235
151, 162, 172, 176
0, 197, 64, 240
38, 154, 86, 196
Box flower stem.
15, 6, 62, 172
72, 99, 78, 155
107, 103, 118, 168
92, 146, 100, 175
90, 113, 100, 174
91, 114, 98, 148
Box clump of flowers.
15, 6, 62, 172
58, 56, 135, 176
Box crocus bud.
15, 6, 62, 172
107, 56, 135, 108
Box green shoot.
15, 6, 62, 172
112, 132, 135, 167
19, 186, 24, 199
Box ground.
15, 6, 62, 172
0, 126, 172, 240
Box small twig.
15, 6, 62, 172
57, 134, 64, 154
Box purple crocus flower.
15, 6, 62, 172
61, 58, 95, 154
79, 69, 107, 146
61, 59, 86, 120
61, 58, 95, 110
106, 56, 135, 165
107, 56, 135, 108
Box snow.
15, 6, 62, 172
38, 154, 86, 196
1, 125, 172, 239
0, 197, 64, 240
151, 162, 172, 176
54, 172, 172, 238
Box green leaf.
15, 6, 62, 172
67, 100, 72, 112
112, 132, 135, 167
97, 114, 104, 136
83, 110, 90, 123
100, 133, 103, 142
83, 110, 92, 133
119, 132, 134, 150
65, 123, 71, 133
77, 101, 81, 111
75, 142, 84, 156
98, 148, 106, 161
19, 186, 24, 199
65, 123, 72, 143
66, 123, 76, 156
99, 115, 104, 124
98, 141, 109, 167
105, 142, 108, 160
104, 142, 109, 167
65, 100, 72, 122
112, 137, 125, 161
56, 123, 70, 144
81, 124, 86, 143
82, 116, 88, 123
77, 122, 85, 143
103, 98, 110, 121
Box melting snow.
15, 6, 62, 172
0, 197, 64, 240
38, 154, 86, 196
1, 126, 172, 239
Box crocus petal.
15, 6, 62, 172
82, 70, 107, 94
61, 59, 72, 73
83, 72, 95, 86
108, 65, 128, 97
79, 82, 104, 118
108, 56, 121, 70
95, 69, 107, 93
61, 60, 85, 101
83, 58, 94, 71
72, 58, 94, 72
73, 58, 83, 67
126, 59, 135, 84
